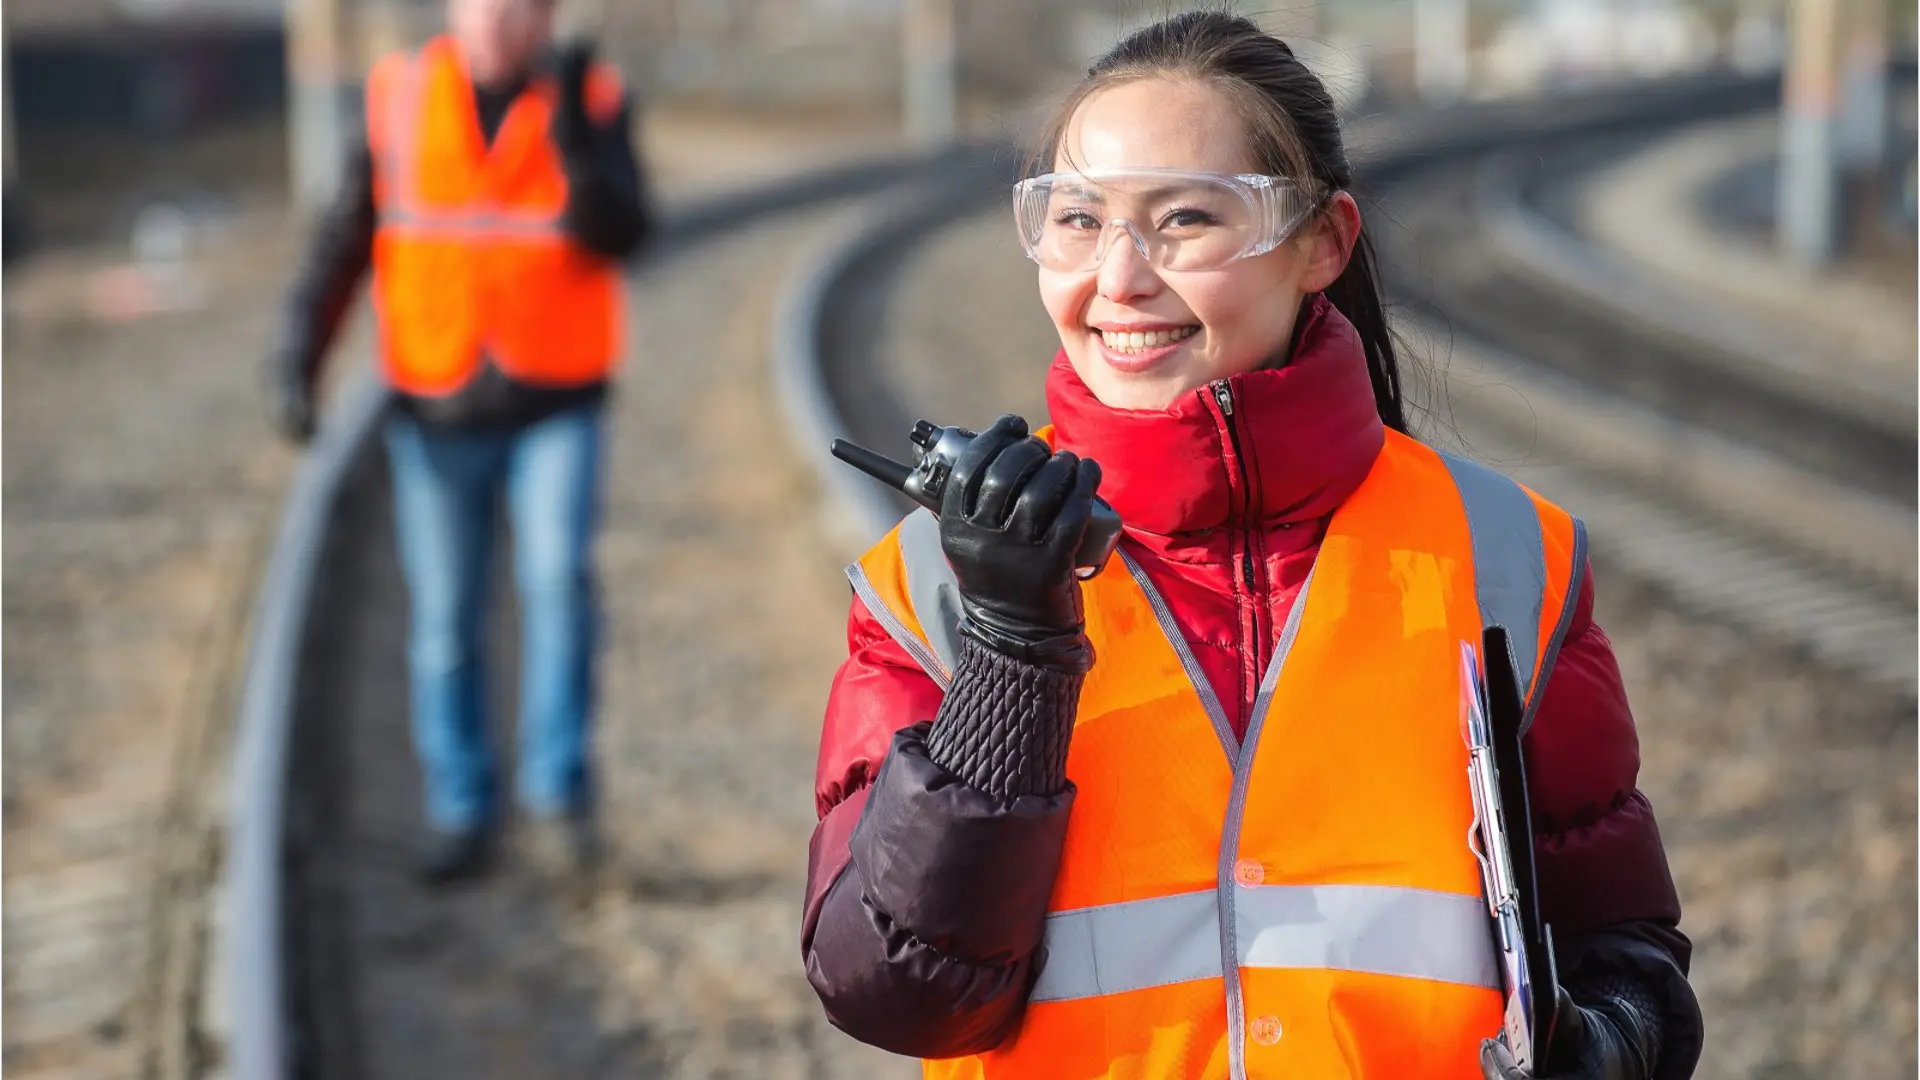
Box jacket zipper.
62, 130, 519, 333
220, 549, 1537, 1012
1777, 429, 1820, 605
1210, 380, 1265, 729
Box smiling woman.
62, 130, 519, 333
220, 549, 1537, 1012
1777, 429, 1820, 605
803, 11, 1704, 1080
1021, 31, 1400, 423
1028, 77, 1361, 412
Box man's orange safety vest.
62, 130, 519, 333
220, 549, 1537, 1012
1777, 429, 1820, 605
366, 36, 625, 398
849, 429, 1586, 1080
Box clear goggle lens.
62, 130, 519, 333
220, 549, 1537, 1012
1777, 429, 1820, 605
1013, 168, 1321, 273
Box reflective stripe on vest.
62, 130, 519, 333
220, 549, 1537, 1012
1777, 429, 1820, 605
849, 430, 1586, 1079
1030, 883, 1500, 1004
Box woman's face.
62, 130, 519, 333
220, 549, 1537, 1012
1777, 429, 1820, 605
1038, 77, 1360, 411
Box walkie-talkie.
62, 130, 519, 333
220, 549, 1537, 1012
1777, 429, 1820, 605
830, 420, 1124, 578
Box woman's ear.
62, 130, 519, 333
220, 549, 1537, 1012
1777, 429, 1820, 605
1299, 191, 1361, 294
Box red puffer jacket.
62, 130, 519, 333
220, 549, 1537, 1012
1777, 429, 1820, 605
803, 298, 1699, 1071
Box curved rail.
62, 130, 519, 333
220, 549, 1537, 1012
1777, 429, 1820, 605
1388, 144, 1915, 692
1458, 150, 1916, 591
216, 141, 1008, 1080
1471, 152, 1916, 456
219, 377, 391, 1080
769, 179, 961, 550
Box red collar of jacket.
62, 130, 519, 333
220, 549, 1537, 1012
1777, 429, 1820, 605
1046, 295, 1386, 538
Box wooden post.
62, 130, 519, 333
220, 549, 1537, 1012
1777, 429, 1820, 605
903, 0, 957, 147
3, 32, 18, 201
1416, 0, 1471, 103
1779, 0, 1844, 264
1836, 0, 1889, 171
286, 0, 349, 213
2, 32, 24, 266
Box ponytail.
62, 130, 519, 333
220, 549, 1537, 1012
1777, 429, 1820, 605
1323, 232, 1406, 432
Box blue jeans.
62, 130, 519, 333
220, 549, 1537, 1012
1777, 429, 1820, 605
383, 404, 604, 832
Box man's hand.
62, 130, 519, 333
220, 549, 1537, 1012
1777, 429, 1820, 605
549, 39, 597, 155
268, 360, 317, 445
938, 414, 1103, 673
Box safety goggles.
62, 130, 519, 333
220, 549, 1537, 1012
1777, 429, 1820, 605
1013, 167, 1324, 273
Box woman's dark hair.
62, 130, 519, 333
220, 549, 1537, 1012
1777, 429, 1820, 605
1031, 9, 1409, 432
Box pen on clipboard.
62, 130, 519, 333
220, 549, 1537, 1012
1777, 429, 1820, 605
1461, 627, 1559, 1074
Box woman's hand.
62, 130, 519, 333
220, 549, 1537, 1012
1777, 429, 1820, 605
939, 414, 1103, 673
1480, 984, 1658, 1080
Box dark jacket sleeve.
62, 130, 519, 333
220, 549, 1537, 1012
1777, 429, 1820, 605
559, 97, 652, 260
1527, 560, 1702, 1077
803, 595, 1075, 1058
277, 134, 376, 393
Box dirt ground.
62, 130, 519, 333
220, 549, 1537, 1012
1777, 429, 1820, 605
284, 201, 917, 1080
3, 201, 309, 1079
1, 104, 913, 1080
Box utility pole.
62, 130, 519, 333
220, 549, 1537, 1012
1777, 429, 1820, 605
1835, 0, 1888, 172
902, 0, 957, 148
3, 34, 18, 211
286, 0, 349, 214
2, 33, 23, 266
1779, 0, 1844, 265
1415, 0, 1471, 103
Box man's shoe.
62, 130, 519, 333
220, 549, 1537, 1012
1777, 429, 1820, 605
417, 826, 494, 886
521, 811, 602, 885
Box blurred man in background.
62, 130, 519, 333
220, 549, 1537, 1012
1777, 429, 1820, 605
270, 0, 650, 885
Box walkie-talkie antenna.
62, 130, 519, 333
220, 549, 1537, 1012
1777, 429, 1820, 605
830, 439, 914, 492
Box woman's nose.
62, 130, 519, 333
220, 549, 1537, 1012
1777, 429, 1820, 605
1096, 220, 1159, 302
1099, 218, 1150, 260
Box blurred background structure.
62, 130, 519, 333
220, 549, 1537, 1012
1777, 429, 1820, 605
5, 0, 1914, 257
3, 1, 1914, 1079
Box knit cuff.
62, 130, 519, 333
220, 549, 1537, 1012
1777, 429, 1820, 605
924, 635, 1083, 799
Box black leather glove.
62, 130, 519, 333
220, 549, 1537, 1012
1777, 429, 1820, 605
268, 353, 317, 445
548, 39, 596, 156
939, 414, 1103, 674
1481, 983, 1661, 1080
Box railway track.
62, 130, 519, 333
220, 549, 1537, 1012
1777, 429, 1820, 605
1373, 136, 1915, 693
229, 68, 1913, 1080
237, 158, 987, 1079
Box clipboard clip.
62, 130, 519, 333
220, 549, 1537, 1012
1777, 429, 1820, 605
1461, 628, 1560, 1074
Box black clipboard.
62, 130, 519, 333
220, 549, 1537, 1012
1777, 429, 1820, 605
1482, 624, 1560, 1064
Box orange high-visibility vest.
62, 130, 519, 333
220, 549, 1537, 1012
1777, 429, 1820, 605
366, 36, 625, 398
849, 429, 1586, 1080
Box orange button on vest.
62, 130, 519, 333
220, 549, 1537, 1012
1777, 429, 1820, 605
850, 429, 1585, 1080
367, 36, 625, 398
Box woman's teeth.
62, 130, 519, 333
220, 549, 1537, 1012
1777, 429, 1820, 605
1099, 326, 1198, 353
